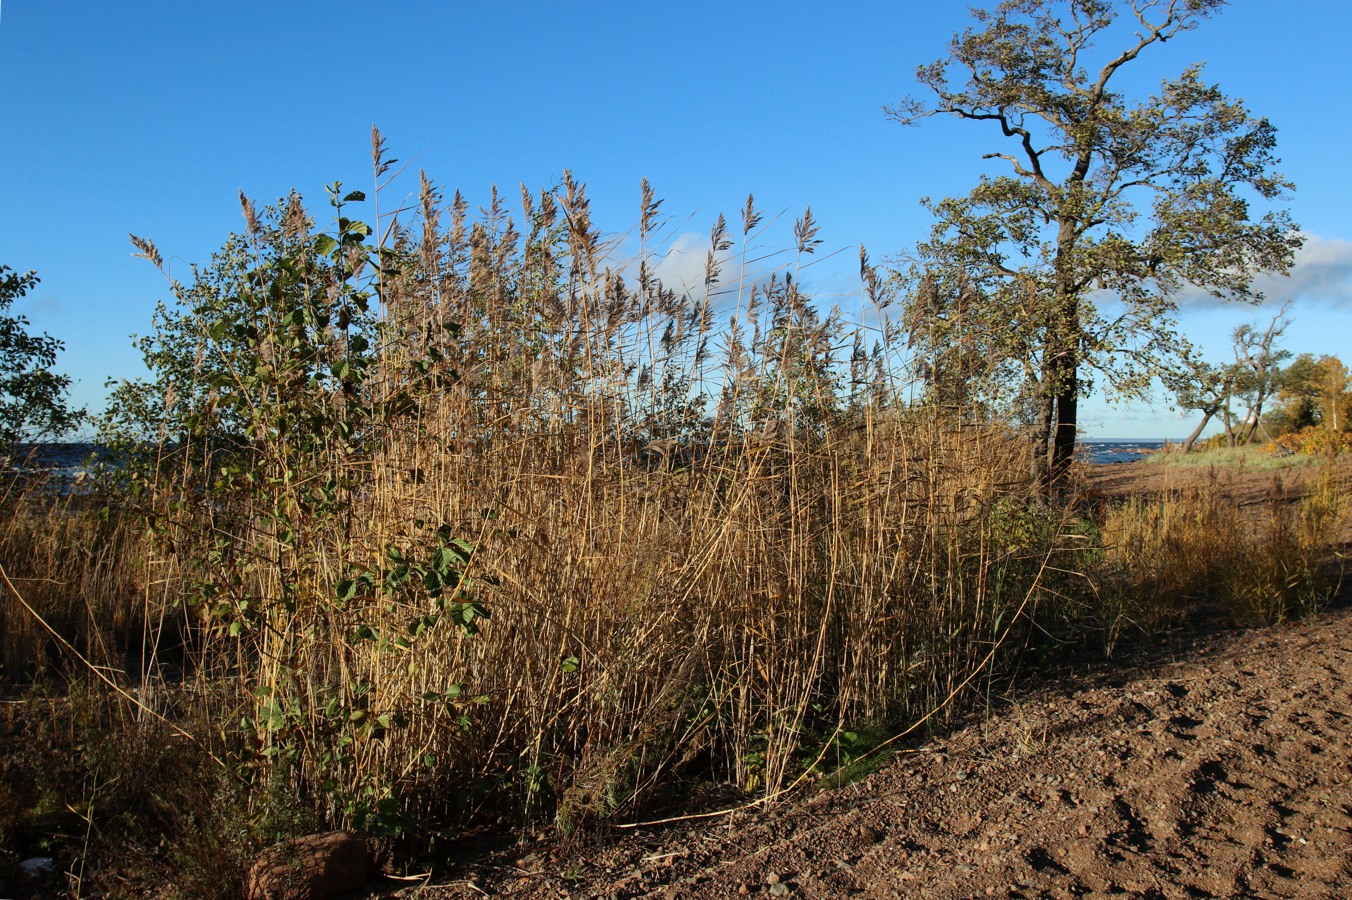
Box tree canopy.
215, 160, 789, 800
890, 0, 1300, 485
0, 265, 83, 451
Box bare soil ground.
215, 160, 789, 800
385, 460, 1352, 900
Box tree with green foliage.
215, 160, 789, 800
1163, 356, 1233, 453
0, 265, 84, 451
105, 159, 489, 833
890, 0, 1300, 486
1267, 353, 1351, 436
1316, 356, 1351, 433
105, 189, 373, 452
1267, 353, 1325, 434
1227, 304, 1290, 445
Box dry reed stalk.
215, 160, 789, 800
14, 167, 1312, 861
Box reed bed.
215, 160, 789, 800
102, 155, 1067, 837
1, 141, 1341, 891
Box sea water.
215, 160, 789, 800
5, 442, 114, 493
1078, 439, 1167, 465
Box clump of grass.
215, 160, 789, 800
101, 159, 1073, 844
0, 485, 167, 684
0, 679, 264, 899
1220, 466, 1347, 625
1096, 473, 1245, 632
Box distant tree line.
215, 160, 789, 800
1168, 305, 1350, 454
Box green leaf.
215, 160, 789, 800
262, 701, 287, 732
335, 579, 359, 602
448, 599, 489, 635
410, 613, 439, 636
342, 190, 367, 203
313, 234, 338, 257
431, 546, 456, 574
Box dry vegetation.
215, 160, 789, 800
1091, 459, 1347, 635
0, 147, 1346, 895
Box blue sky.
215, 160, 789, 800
2, 1, 1349, 439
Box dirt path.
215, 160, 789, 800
403, 607, 1352, 899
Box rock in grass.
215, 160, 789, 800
246, 831, 370, 900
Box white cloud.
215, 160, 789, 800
620, 224, 862, 324
650, 232, 711, 298
1178, 233, 1352, 308
643, 231, 791, 314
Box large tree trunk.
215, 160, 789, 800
1051, 374, 1077, 487
1048, 246, 1080, 491
1032, 385, 1054, 490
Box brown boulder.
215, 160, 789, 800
246, 831, 371, 900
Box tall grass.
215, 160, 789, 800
104, 156, 1067, 836
0, 143, 1342, 891
1096, 465, 1347, 633
0, 487, 161, 681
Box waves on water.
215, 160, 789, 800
1079, 439, 1167, 465
6, 443, 116, 493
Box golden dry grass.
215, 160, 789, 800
0, 162, 1346, 893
